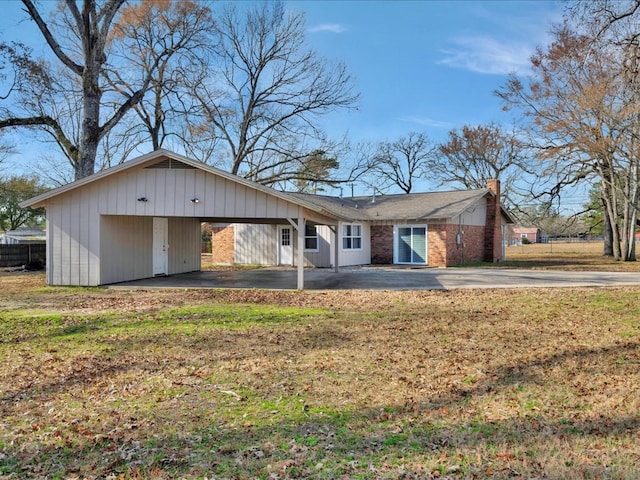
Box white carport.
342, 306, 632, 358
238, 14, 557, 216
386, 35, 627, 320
20, 149, 342, 289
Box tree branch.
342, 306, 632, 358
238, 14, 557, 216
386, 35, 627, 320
22, 0, 83, 75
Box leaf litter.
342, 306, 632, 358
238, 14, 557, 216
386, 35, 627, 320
1, 271, 640, 478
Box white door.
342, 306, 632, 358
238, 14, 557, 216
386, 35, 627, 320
153, 217, 169, 276
278, 226, 293, 265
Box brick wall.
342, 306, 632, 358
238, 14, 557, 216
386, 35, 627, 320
484, 180, 502, 263
374, 223, 488, 267
428, 224, 488, 267
427, 224, 447, 267
211, 225, 235, 264
371, 225, 394, 264
374, 224, 454, 266
365, 181, 506, 268
449, 225, 485, 265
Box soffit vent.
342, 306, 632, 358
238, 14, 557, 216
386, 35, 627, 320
145, 158, 196, 169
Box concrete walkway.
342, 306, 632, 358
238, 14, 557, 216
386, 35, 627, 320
110, 266, 640, 290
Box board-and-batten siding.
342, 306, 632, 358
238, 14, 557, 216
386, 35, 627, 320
101, 216, 200, 285
47, 198, 201, 286
303, 225, 331, 267
233, 224, 333, 267
95, 167, 301, 219
234, 224, 277, 265
333, 221, 371, 267
449, 200, 487, 227
40, 159, 321, 285
47, 189, 101, 286
168, 217, 201, 274
100, 215, 152, 285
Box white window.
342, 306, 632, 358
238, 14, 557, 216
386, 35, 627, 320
342, 223, 362, 250
281, 228, 291, 246
304, 225, 319, 251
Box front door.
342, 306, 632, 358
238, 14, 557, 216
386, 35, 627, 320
153, 217, 169, 276
278, 226, 293, 265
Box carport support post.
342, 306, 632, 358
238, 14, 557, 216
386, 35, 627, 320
297, 209, 305, 290
287, 213, 306, 290
329, 225, 339, 273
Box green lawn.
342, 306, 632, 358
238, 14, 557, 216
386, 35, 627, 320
1, 271, 640, 479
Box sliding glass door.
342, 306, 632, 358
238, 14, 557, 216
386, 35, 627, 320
396, 226, 427, 264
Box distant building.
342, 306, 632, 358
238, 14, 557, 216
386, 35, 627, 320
512, 227, 541, 244
0, 228, 46, 245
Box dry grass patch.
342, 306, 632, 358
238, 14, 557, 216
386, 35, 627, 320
504, 241, 640, 272
1, 272, 640, 479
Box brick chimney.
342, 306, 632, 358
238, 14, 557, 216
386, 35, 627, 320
484, 179, 502, 263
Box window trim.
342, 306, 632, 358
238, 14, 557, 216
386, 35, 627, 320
281, 227, 291, 246
341, 223, 363, 251
394, 224, 428, 265
304, 224, 319, 252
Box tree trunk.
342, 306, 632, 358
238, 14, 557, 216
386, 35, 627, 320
629, 143, 640, 261
627, 162, 639, 261
599, 161, 622, 260
603, 196, 622, 260
76, 105, 100, 178
76, 1, 103, 180
603, 206, 614, 256
77, 89, 100, 179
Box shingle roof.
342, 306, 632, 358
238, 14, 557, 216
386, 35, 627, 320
289, 188, 494, 221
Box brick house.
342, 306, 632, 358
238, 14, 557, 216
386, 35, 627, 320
20, 149, 514, 288
213, 179, 514, 268
512, 227, 542, 244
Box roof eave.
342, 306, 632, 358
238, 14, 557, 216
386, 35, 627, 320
20, 149, 174, 208
424, 191, 488, 221
501, 207, 517, 224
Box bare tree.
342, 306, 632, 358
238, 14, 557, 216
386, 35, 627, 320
570, 0, 640, 45
497, 24, 640, 260
517, 201, 587, 238
435, 123, 531, 208
0, 0, 187, 180
10, 0, 128, 179
190, 1, 359, 186
370, 132, 437, 193
0, 134, 15, 169
107, 0, 215, 151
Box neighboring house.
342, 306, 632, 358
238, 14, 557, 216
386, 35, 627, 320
512, 227, 542, 244
0, 228, 46, 269
0, 228, 46, 244
20, 149, 514, 288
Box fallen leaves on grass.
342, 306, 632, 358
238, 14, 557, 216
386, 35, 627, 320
2, 273, 640, 479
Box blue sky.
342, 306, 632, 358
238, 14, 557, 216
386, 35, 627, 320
289, 0, 564, 144
0, 0, 569, 197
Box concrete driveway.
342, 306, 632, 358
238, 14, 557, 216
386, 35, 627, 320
111, 266, 640, 290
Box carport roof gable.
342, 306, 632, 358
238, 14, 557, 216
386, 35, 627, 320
20, 149, 339, 219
